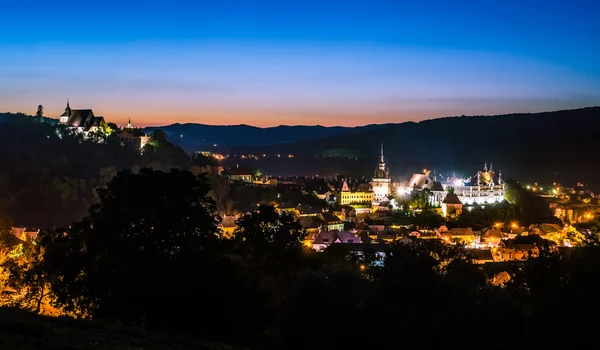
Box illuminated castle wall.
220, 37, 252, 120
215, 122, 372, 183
445, 163, 505, 206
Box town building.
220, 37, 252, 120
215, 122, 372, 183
443, 163, 505, 206
482, 228, 506, 247
403, 173, 446, 207
441, 193, 463, 217
441, 227, 475, 244
338, 181, 374, 206
319, 212, 345, 231
496, 240, 540, 261
311, 231, 361, 251
117, 120, 151, 153
228, 166, 254, 182
58, 100, 105, 136
372, 143, 391, 206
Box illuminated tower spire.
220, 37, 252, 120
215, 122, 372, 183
127, 118, 132, 129
65, 99, 71, 116
379, 142, 385, 171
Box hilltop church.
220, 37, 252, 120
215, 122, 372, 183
59, 100, 105, 136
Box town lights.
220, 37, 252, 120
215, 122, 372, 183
511, 222, 518, 229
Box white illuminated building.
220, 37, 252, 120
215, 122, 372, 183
372, 143, 391, 205
445, 163, 505, 206
397, 165, 505, 208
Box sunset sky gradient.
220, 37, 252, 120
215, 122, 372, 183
1, 0, 599, 127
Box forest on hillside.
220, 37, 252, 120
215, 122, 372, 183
230, 107, 600, 184
0, 113, 193, 228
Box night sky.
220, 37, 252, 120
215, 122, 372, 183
2, 0, 599, 126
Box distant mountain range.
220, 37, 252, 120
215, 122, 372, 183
147, 107, 600, 184
4, 107, 599, 185
143, 123, 390, 150
232, 107, 600, 184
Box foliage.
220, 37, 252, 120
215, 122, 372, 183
35, 105, 44, 123
38, 169, 220, 324
233, 205, 306, 268
0, 118, 192, 227
0, 307, 239, 350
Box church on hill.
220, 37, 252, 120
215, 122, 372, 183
58, 100, 105, 136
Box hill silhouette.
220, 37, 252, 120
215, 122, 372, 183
228, 107, 600, 184
144, 123, 389, 150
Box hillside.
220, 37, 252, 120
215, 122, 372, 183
0, 307, 238, 350
229, 107, 600, 184
144, 123, 389, 150
0, 115, 191, 228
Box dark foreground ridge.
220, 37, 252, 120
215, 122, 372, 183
0, 307, 238, 350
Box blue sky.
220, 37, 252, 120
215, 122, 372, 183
1, 0, 599, 126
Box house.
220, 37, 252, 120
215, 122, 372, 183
228, 166, 254, 182
364, 216, 386, 232
333, 205, 356, 221
442, 193, 463, 217
311, 231, 361, 251
319, 212, 345, 231
355, 221, 378, 242
528, 223, 564, 243
482, 229, 506, 247
299, 216, 321, 246
117, 124, 151, 153
298, 204, 322, 217
497, 240, 540, 261
443, 227, 475, 244
276, 202, 296, 215
58, 101, 106, 136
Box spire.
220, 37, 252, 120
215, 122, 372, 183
61, 98, 72, 118
380, 142, 384, 163
127, 118, 132, 129
490, 163, 493, 171
484, 162, 488, 172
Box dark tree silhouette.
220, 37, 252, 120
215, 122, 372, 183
39, 169, 221, 324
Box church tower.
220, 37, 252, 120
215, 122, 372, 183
372, 143, 391, 205
59, 99, 71, 124
127, 118, 132, 129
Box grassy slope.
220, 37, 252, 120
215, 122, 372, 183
0, 307, 239, 350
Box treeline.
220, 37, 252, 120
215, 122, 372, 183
3, 168, 600, 349
0, 115, 193, 228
